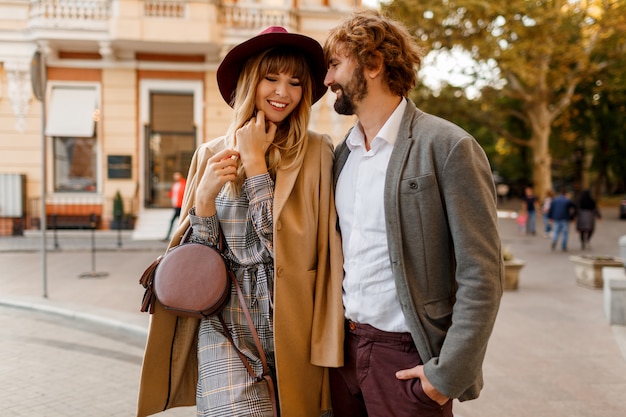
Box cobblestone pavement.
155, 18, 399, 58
1, 201, 625, 417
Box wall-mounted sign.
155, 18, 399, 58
30, 50, 46, 101
107, 155, 132, 179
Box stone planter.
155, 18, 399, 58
504, 259, 525, 290
569, 255, 624, 288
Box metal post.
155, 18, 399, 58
31, 48, 48, 298
52, 213, 59, 249
90, 214, 96, 270
40, 98, 47, 298
79, 213, 108, 278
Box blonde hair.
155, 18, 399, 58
223, 47, 313, 197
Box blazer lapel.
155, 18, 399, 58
274, 155, 302, 223
384, 100, 418, 233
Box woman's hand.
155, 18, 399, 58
236, 110, 276, 178
195, 148, 240, 217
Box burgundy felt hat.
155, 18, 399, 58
216, 26, 327, 107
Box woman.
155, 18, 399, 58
576, 189, 601, 250
137, 27, 344, 417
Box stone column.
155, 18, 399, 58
3, 59, 32, 133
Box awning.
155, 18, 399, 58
45, 87, 98, 137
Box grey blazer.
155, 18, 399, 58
333, 99, 503, 401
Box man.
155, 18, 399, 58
163, 171, 186, 241
548, 188, 576, 251
323, 10, 503, 417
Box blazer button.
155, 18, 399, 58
409, 181, 418, 189
276, 220, 282, 231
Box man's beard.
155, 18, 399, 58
332, 67, 367, 116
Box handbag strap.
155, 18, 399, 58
218, 272, 278, 417
181, 225, 225, 254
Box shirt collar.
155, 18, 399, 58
345, 98, 407, 152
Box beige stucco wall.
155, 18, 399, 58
204, 70, 234, 142
112, 0, 220, 43
0, 65, 42, 201
101, 68, 138, 203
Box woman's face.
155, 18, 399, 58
255, 71, 303, 124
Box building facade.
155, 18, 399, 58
0, 0, 360, 237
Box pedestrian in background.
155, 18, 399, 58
138, 27, 344, 417
549, 188, 577, 251
524, 186, 538, 236
516, 203, 528, 235
163, 171, 186, 241
542, 189, 554, 238
324, 9, 503, 417
576, 189, 601, 250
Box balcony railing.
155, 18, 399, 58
26, 1, 301, 46
29, 0, 112, 31
220, 3, 297, 30
143, 0, 187, 18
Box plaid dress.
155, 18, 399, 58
190, 173, 276, 417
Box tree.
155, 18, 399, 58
411, 82, 530, 191
552, 75, 626, 198
386, 0, 626, 199
556, 29, 626, 196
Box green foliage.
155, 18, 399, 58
113, 191, 124, 219
411, 82, 530, 184
385, 0, 626, 197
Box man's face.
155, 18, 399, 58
324, 47, 368, 115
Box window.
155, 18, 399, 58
53, 137, 97, 192
46, 85, 99, 193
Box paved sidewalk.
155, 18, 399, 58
1, 203, 626, 416
0, 232, 193, 416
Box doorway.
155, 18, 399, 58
144, 92, 196, 208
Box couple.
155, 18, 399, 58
137, 9, 503, 417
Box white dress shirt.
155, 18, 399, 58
336, 99, 409, 332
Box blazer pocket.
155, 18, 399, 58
400, 174, 435, 194
424, 296, 454, 331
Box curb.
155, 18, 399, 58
0, 297, 148, 337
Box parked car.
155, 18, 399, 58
620, 195, 626, 219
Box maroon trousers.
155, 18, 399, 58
329, 321, 453, 417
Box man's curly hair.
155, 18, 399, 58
324, 9, 423, 97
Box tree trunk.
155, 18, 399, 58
528, 104, 554, 201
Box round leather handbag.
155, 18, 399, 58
140, 227, 232, 319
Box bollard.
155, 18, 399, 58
78, 213, 108, 278
51, 213, 59, 249
117, 221, 122, 248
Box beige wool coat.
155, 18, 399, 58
137, 131, 345, 417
